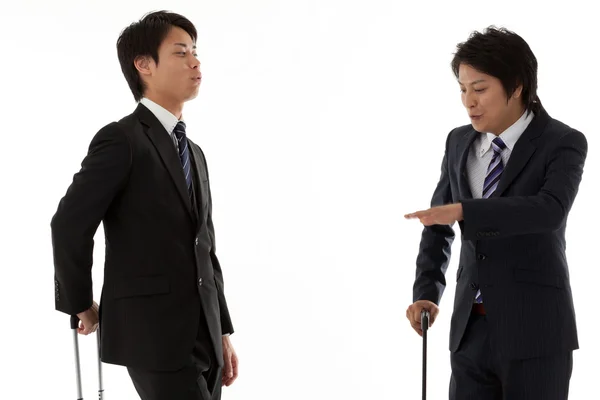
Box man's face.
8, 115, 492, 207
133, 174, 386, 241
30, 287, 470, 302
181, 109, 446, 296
458, 63, 524, 135
146, 26, 202, 104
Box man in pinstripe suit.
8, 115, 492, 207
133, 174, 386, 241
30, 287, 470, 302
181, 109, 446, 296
51, 11, 238, 400
405, 27, 587, 399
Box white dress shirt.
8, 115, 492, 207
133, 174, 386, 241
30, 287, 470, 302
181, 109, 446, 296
139, 97, 184, 151
466, 111, 534, 198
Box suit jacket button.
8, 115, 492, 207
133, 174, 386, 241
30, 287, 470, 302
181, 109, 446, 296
198, 278, 203, 286
477, 254, 486, 260
470, 283, 477, 290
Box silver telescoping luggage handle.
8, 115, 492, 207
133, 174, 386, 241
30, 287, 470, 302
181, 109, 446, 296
70, 315, 104, 399
420, 309, 430, 400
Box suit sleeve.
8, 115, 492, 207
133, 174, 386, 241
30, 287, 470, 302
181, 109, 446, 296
51, 123, 131, 316
203, 158, 234, 336
461, 129, 587, 240
413, 131, 456, 305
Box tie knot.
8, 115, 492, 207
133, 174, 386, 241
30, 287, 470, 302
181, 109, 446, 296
174, 121, 187, 140
491, 137, 506, 153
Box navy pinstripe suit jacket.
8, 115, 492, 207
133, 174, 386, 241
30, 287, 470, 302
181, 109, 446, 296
413, 106, 587, 359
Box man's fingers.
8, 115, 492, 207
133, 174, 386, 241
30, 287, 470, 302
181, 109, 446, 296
420, 219, 431, 226
405, 209, 432, 219
77, 320, 99, 335
413, 308, 437, 327
225, 354, 233, 379
409, 317, 422, 331
412, 310, 424, 324
407, 302, 439, 336
229, 354, 238, 376
224, 359, 238, 387
405, 212, 436, 225
405, 211, 424, 219
415, 311, 431, 328
229, 355, 238, 384
411, 322, 423, 337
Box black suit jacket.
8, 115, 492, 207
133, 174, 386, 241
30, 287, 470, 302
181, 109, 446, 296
51, 104, 233, 370
413, 107, 587, 360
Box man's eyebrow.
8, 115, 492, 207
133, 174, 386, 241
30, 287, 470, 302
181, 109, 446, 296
458, 79, 486, 85
173, 43, 197, 49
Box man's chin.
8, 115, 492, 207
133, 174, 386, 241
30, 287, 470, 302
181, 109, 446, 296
184, 90, 200, 102
471, 121, 487, 132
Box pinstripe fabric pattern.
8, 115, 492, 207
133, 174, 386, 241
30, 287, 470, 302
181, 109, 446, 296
466, 111, 534, 304
474, 137, 507, 304
450, 315, 573, 400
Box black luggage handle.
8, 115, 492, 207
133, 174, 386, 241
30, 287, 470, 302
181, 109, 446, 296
421, 309, 430, 400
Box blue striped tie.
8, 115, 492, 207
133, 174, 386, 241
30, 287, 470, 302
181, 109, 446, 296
475, 136, 507, 303
173, 121, 193, 199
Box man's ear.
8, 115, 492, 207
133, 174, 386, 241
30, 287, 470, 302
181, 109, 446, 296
134, 55, 152, 77
513, 83, 523, 99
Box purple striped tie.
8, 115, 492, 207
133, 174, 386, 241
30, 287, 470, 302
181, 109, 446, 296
173, 121, 193, 199
482, 137, 507, 199
475, 136, 506, 304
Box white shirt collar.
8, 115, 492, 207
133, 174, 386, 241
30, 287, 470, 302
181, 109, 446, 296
478, 110, 534, 157
139, 97, 184, 135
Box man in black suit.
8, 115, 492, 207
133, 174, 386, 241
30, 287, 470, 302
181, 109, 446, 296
51, 11, 238, 400
405, 27, 587, 399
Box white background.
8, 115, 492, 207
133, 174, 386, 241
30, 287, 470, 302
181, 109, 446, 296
1, 0, 598, 399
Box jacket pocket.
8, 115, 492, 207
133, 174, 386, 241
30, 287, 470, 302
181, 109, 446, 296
513, 268, 564, 289
113, 275, 170, 299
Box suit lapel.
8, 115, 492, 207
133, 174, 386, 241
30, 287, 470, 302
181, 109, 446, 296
134, 104, 194, 219
492, 108, 549, 197
492, 138, 536, 198
457, 129, 478, 199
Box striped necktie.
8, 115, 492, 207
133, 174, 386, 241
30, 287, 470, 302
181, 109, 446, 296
482, 137, 507, 199
475, 136, 507, 304
173, 121, 193, 199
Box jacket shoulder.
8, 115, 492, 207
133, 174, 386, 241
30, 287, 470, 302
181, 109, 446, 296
544, 117, 586, 145
445, 123, 474, 148
91, 109, 143, 142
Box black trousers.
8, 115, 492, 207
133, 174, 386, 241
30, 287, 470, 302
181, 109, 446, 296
450, 313, 573, 400
127, 317, 222, 400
